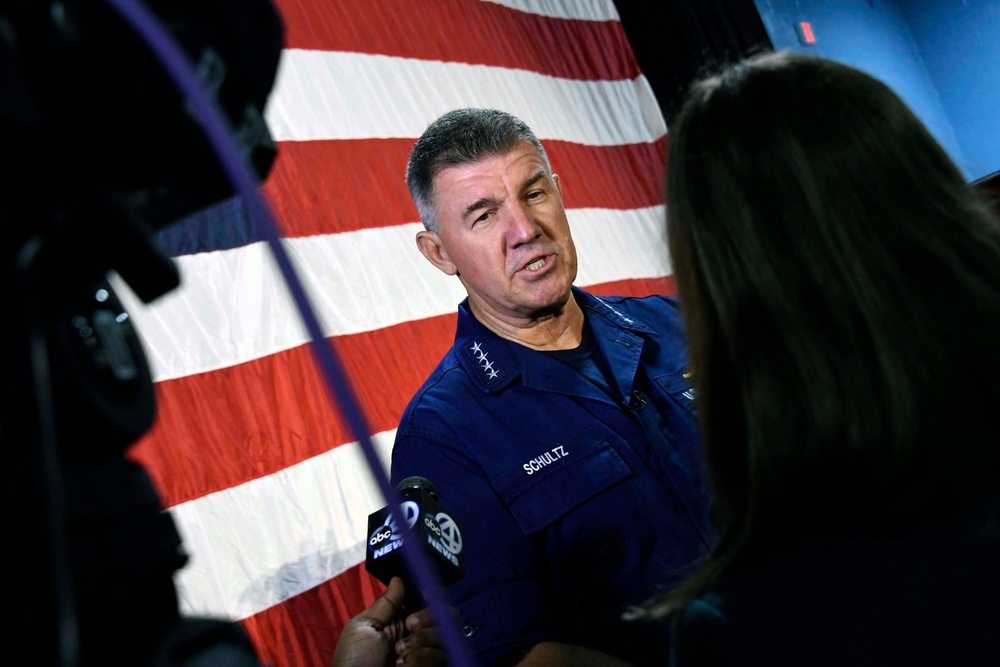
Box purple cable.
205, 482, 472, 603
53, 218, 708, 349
102, 2, 476, 665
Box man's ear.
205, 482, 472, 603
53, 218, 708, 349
553, 172, 563, 198
416, 230, 458, 276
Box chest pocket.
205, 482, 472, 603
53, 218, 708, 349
491, 429, 631, 534
655, 365, 698, 415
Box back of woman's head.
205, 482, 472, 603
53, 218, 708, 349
667, 51, 1000, 559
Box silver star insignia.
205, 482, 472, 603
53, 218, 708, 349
488, 368, 500, 379
470, 341, 482, 355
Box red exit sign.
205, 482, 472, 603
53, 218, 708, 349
795, 21, 817, 46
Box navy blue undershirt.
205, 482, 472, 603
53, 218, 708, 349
542, 318, 621, 404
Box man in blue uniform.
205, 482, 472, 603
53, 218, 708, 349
391, 108, 715, 667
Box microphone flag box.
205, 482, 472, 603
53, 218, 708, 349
364, 483, 464, 588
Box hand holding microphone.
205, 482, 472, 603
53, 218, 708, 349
331, 576, 449, 667
364, 476, 465, 615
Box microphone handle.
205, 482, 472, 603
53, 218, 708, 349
401, 578, 425, 618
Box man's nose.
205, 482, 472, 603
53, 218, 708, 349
506, 205, 543, 247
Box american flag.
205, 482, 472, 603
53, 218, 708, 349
119, 1, 674, 665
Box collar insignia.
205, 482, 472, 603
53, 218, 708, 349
467, 340, 504, 382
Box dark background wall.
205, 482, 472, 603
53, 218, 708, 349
615, 0, 772, 125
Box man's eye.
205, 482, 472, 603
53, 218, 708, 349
473, 211, 491, 224
526, 190, 544, 201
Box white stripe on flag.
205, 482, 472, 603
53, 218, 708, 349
479, 0, 620, 21
171, 429, 397, 620
117, 206, 669, 382
264, 50, 666, 145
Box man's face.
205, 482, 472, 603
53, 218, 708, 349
417, 141, 578, 325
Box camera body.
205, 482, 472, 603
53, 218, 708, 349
1, 1, 283, 664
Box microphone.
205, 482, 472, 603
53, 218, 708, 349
365, 476, 465, 613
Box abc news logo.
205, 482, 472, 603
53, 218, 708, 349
367, 506, 463, 560
421, 511, 462, 567
369, 524, 395, 546
422, 512, 463, 556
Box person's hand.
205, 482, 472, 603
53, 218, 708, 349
331, 577, 408, 667
331, 577, 448, 667
393, 601, 448, 667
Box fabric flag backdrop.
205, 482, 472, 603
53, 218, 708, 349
116, 1, 675, 665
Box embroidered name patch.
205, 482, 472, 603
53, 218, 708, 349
522, 445, 569, 475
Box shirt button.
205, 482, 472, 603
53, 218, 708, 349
462, 624, 479, 637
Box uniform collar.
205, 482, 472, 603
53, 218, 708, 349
572, 286, 657, 336
454, 287, 657, 394
454, 300, 522, 394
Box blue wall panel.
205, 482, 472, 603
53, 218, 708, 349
899, 0, 1000, 181
753, 0, 998, 180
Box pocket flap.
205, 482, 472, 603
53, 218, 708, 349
491, 429, 632, 534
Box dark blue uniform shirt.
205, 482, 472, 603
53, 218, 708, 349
390, 287, 716, 665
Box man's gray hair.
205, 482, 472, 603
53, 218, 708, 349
406, 108, 551, 232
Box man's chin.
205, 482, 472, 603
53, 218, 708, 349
524, 286, 574, 318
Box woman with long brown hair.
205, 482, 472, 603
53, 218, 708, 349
640, 50, 1000, 665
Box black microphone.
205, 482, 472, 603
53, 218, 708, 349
364, 476, 465, 613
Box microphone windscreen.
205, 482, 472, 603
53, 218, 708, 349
396, 475, 436, 495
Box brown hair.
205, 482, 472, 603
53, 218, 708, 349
643, 50, 1000, 616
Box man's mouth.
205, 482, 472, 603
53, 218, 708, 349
525, 257, 547, 271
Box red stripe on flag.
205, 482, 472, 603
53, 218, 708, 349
131, 314, 456, 507
263, 137, 668, 236
588, 275, 676, 300
131, 277, 675, 507
272, 0, 639, 81
240, 563, 385, 667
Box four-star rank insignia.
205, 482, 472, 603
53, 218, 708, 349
467, 340, 504, 382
